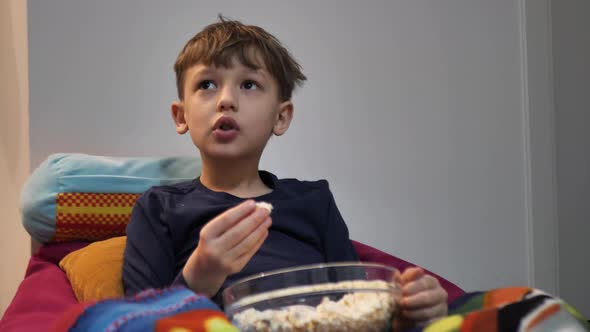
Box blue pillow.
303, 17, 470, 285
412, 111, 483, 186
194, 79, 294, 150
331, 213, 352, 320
21, 153, 201, 243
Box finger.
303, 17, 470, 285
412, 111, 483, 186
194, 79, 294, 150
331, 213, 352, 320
393, 270, 403, 284
201, 200, 257, 238
402, 287, 447, 310
400, 267, 425, 284
401, 302, 448, 322
227, 217, 271, 260
231, 224, 270, 273
221, 207, 270, 250
403, 274, 438, 296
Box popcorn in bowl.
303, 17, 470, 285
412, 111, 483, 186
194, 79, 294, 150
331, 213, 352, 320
223, 263, 400, 332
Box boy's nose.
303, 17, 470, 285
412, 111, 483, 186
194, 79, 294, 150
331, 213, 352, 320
217, 87, 238, 112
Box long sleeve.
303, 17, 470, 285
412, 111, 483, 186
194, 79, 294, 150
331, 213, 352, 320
322, 185, 359, 263
122, 189, 176, 295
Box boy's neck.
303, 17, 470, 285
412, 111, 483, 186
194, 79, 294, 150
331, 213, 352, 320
199, 158, 271, 198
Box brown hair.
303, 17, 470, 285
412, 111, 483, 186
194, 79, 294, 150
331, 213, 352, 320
174, 16, 307, 101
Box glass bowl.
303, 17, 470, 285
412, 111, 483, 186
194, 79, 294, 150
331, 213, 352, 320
223, 262, 400, 332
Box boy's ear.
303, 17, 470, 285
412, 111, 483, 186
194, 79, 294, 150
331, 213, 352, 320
171, 101, 189, 134
273, 101, 294, 136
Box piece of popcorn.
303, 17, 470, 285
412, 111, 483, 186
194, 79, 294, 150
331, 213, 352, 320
256, 201, 273, 214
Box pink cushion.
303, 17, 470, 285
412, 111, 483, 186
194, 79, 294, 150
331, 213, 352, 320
352, 240, 465, 303
34, 241, 91, 264
0, 243, 87, 332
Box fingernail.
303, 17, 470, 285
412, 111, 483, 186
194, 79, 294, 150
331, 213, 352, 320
258, 206, 270, 216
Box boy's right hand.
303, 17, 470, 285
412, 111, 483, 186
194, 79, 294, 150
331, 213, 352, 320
182, 200, 271, 297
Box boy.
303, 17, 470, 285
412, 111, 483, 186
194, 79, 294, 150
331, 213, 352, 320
123, 17, 447, 327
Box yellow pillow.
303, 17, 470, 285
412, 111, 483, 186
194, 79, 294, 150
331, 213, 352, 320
59, 236, 127, 302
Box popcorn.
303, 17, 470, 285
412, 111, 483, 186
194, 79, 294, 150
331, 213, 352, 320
231, 280, 397, 332
256, 202, 273, 214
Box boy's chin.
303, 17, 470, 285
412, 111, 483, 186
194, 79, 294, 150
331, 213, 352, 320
200, 148, 260, 163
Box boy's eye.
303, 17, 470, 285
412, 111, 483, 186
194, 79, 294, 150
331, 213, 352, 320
197, 80, 216, 90
242, 80, 259, 90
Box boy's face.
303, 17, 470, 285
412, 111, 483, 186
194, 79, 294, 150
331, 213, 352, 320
171, 57, 293, 162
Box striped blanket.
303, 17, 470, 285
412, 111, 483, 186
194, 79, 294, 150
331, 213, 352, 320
53, 286, 589, 332
412, 287, 589, 332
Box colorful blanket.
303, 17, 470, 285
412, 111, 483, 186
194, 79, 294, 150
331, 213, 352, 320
52, 287, 236, 332
413, 287, 589, 332
53, 286, 589, 332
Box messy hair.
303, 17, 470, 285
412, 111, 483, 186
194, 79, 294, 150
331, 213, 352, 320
174, 16, 307, 101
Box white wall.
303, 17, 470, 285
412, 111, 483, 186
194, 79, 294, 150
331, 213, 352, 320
1, 0, 30, 316
552, 0, 590, 317
28, 0, 536, 293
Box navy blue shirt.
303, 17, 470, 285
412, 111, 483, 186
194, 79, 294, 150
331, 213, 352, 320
122, 171, 359, 305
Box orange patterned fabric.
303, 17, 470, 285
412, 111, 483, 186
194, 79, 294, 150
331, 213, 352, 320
155, 309, 238, 332
53, 193, 141, 242
482, 286, 529, 308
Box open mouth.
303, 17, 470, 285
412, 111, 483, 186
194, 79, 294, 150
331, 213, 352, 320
214, 116, 240, 132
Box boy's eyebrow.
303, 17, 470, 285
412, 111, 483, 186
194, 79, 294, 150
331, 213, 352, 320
243, 67, 268, 80
191, 66, 269, 80
191, 67, 214, 79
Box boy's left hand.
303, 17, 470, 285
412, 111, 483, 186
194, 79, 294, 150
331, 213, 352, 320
398, 267, 448, 327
